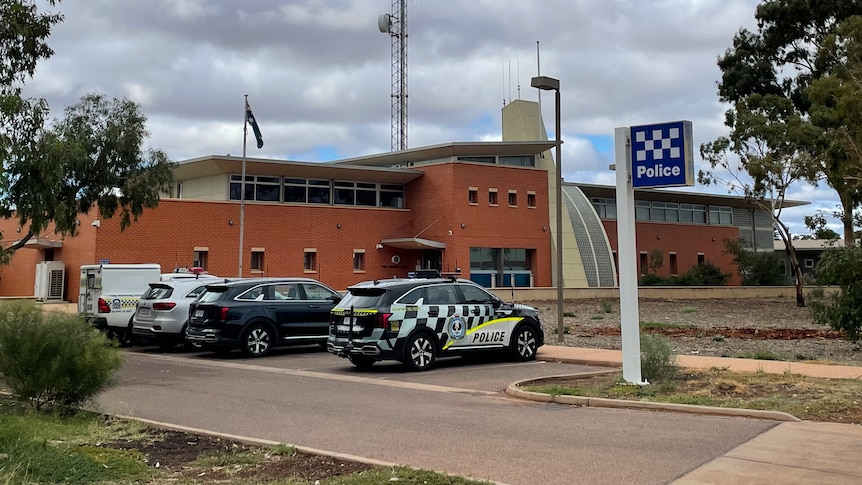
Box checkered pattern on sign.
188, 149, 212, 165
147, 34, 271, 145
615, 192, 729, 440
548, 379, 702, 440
633, 127, 682, 162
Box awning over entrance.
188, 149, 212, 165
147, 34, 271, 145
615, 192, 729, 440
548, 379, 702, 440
380, 237, 446, 250
18, 237, 63, 250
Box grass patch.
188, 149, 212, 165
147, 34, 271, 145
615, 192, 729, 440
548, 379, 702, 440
590, 315, 604, 320
640, 321, 695, 330
563, 311, 575, 317
733, 350, 788, 361
599, 300, 614, 313
680, 306, 698, 313
0, 394, 490, 484
524, 369, 862, 424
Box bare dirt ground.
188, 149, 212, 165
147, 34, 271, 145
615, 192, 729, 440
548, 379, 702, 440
528, 297, 862, 367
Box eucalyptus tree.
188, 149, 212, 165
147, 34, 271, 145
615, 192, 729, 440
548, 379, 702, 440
0, 0, 174, 263
716, 0, 862, 246
700, 94, 821, 306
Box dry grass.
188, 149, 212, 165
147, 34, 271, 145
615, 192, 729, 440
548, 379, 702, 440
524, 368, 862, 424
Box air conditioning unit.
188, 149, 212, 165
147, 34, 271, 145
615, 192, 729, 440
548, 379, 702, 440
34, 261, 65, 301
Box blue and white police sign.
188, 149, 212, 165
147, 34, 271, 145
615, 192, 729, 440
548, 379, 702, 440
630, 120, 694, 188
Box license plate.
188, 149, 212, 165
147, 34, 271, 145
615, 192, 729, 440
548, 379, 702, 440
194, 310, 203, 317
138, 308, 150, 316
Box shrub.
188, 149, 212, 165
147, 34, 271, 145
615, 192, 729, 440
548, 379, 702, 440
810, 246, 862, 341
0, 300, 123, 411
640, 333, 679, 383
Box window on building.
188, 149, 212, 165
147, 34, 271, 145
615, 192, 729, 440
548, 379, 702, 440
380, 184, 405, 208
635, 200, 651, 221
193, 249, 208, 270
591, 198, 617, 220
697, 253, 705, 265
778, 259, 787, 275
503, 248, 529, 270
229, 174, 255, 201
527, 192, 536, 208
669, 252, 678, 275
680, 203, 707, 223
489, 189, 498, 206
651, 202, 679, 222
804, 258, 815, 268
470, 247, 497, 271
283, 178, 309, 203
333, 181, 356, 205
499, 155, 535, 167
468, 187, 478, 204
708, 206, 733, 225
304, 249, 317, 272
353, 250, 365, 272
308, 179, 332, 204
251, 249, 264, 272
356, 182, 377, 207
639, 252, 648, 275
508, 190, 517, 207
459, 156, 496, 164
229, 174, 280, 202
176, 182, 183, 199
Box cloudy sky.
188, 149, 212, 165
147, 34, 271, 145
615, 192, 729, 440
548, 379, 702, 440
24, 0, 842, 236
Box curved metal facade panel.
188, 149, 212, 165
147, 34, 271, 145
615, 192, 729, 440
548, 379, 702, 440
562, 186, 618, 287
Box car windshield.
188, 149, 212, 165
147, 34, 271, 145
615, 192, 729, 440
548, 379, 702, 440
197, 286, 229, 303
142, 284, 173, 300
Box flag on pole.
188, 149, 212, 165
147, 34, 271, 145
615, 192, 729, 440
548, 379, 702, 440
246, 101, 264, 149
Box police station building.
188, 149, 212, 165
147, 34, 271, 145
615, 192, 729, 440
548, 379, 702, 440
0, 99, 800, 301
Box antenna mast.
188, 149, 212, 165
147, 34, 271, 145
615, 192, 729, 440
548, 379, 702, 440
378, 0, 408, 151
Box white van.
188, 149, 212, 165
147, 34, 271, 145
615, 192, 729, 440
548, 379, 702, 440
78, 264, 161, 343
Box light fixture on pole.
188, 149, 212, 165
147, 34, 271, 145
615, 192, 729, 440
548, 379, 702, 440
531, 75, 564, 343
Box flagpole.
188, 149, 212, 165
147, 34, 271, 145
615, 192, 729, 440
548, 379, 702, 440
238, 94, 248, 278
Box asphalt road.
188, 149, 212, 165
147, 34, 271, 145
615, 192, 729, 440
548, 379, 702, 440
96, 345, 778, 485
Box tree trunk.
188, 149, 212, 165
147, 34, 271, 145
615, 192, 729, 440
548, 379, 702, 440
775, 219, 806, 307
840, 192, 855, 247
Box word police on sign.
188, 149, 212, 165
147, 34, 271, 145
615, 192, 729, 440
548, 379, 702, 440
630, 120, 693, 188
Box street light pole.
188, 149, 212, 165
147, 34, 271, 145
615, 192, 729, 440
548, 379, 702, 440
531, 76, 564, 342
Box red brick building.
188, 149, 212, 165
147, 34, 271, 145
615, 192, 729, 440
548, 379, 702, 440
0, 101, 802, 302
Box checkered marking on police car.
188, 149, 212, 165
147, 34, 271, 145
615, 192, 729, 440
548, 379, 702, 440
397, 305, 489, 335
112, 296, 141, 310
633, 127, 681, 162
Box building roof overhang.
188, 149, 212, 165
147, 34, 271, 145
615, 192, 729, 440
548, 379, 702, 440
173, 156, 425, 185
380, 237, 446, 250
328, 141, 558, 168
573, 183, 810, 209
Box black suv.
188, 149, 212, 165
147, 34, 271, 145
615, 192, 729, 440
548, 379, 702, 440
327, 277, 544, 371
186, 278, 341, 357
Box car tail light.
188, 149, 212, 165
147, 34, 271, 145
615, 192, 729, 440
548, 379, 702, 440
374, 312, 392, 330
218, 307, 230, 320
97, 298, 111, 314
152, 302, 177, 311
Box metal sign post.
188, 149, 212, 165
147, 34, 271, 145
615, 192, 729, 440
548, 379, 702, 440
614, 120, 693, 385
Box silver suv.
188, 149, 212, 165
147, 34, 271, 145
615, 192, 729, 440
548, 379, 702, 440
132, 276, 225, 349
327, 277, 544, 371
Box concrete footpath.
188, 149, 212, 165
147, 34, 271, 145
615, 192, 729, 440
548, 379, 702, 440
536, 345, 862, 485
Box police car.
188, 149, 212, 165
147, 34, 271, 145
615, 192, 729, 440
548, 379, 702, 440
327, 276, 544, 371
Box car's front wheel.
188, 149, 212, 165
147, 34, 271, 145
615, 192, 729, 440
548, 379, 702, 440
242, 323, 274, 357
511, 324, 539, 361
348, 354, 376, 370
402, 333, 436, 371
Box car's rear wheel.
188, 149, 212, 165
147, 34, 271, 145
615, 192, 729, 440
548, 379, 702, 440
242, 323, 274, 357
402, 333, 436, 371
511, 324, 539, 361
348, 354, 376, 370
